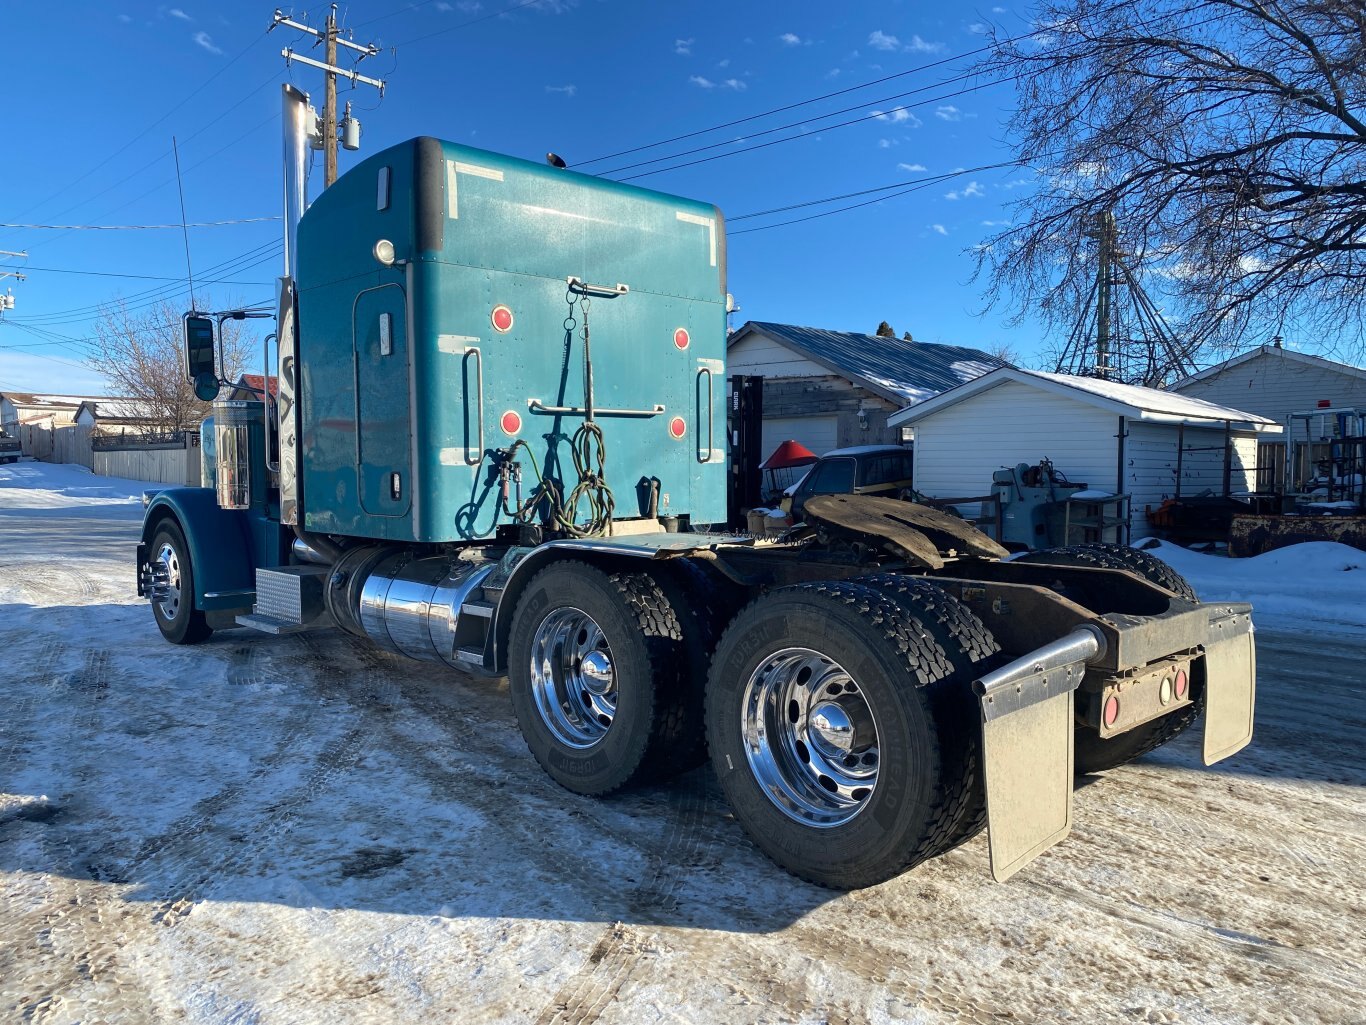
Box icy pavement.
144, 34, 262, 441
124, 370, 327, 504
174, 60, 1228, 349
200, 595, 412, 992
0, 464, 1363, 1025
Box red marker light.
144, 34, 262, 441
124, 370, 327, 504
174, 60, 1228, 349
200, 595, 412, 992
673, 327, 690, 350
491, 305, 514, 333
1174, 668, 1188, 700
1103, 694, 1121, 728
500, 410, 522, 435
669, 416, 687, 439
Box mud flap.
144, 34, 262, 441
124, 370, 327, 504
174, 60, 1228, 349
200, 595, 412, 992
1202, 605, 1256, 765
975, 628, 1099, 881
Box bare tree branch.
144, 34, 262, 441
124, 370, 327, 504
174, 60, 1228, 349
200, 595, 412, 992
88, 300, 254, 433
975, 0, 1366, 358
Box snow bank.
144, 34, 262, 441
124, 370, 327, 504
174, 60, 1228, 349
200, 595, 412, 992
1137, 538, 1366, 629
0, 461, 149, 511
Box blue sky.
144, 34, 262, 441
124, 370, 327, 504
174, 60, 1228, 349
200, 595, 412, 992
1, 1, 1043, 395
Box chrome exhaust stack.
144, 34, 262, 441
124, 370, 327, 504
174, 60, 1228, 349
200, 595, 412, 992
276, 83, 309, 527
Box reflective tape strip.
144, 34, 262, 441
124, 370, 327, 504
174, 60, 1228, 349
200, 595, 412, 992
676, 211, 716, 266
446, 160, 504, 219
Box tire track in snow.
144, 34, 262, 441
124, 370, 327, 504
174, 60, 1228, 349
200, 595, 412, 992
9, 645, 171, 1025
289, 632, 718, 1025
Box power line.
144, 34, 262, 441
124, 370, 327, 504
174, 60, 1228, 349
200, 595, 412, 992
0, 265, 273, 285
2, 218, 281, 231
576, 53, 997, 170
729, 162, 1021, 223
1, 30, 271, 234
727, 168, 1015, 236
614, 75, 1014, 182
10, 240, 282, 325
596, 66, 989, 177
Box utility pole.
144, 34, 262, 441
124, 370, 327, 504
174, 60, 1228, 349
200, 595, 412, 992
271, 5, 386, 188
1093, 211, 1115, 381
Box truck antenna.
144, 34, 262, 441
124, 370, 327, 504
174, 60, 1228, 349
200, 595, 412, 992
172, 136, 198, 312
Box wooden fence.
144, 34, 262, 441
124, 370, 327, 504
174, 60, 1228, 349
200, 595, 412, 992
92, 435, 202, 487
17, 420, 93, 468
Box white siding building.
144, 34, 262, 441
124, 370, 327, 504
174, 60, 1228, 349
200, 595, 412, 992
888, 369, 1279, 536
1172, 345, 1366, 491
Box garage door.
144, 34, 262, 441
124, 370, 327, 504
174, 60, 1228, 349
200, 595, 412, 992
762, 415, 838, 462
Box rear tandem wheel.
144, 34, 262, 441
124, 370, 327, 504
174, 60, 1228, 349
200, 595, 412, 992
506, 560, 698, 796
705, 578, 991, 889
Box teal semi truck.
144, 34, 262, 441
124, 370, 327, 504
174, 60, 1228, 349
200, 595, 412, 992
136, 85, 1256, 889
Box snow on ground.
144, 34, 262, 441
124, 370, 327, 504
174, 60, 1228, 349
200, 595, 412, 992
1137, 538, 1366, 630
0, 460, 147, 515
1, 463, 1363, 1024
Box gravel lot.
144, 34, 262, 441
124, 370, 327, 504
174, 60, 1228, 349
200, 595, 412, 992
1, 463, 1362, 1025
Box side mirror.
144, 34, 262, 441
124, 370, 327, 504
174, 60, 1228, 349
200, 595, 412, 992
183, 314, 220, 401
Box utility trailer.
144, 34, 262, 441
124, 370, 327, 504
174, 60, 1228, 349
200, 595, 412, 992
134, 85, 1256, 888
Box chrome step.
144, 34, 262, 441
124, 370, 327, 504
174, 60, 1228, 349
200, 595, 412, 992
460, 599, 495, 619
455, 646, 484, 666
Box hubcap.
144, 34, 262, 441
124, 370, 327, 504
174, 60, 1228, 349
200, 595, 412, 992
741, 647, 881, 828
529, 607, 617, 749
155, 541, 182, 620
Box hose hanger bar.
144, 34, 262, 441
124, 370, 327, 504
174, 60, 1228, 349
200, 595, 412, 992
566, 276, 629, 298
528, 400, 664, 418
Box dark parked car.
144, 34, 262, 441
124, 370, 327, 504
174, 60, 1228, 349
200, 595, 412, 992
0, 430, 20, 464
786, 444, 914, 523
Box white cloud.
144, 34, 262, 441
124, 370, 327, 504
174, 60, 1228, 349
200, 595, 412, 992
117, 13, 132, 22
869, 29, 944, 54
192, 31, 222, 54
935, 105, 963, 121
825, 67, 841, 79
718, 58, 731, 68
931, 224, 948, 236
779, 32, 802, 46
675, 37, 693, 56
981, 219, 1010, 227
722, 78, 747, 91
545, 84, 577, 96
871, 107, 922, 127
435, 1, 453, 10
167, 7, 192, 21
968, 22, 988, 35
945, 181, 984, 200
457, 1, 483, 12
898, 162, 927, 172
993, 6, 1007, 12
878, 138, 893, 149
690, 75, 714, 88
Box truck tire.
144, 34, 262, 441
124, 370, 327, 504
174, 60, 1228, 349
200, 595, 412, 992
1017, 543, 1198, 601
1017, 543, 1201, 772
856, 574, 1004, 853
507, 561, 692, 796
706, 579, 979, 889
646, 559, 743, 777
150, 520, 213, 645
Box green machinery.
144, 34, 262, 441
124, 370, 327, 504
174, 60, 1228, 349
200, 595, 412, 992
135, 84, 1257, 889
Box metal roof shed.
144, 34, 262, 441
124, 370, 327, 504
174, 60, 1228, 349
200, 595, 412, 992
887, 369, 1281, 536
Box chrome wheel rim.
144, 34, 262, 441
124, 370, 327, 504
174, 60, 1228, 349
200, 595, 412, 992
155, 541, 182, 620
742, 647, 881, 828
529, 607, 617, 749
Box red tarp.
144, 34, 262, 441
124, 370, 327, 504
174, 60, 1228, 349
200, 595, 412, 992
760, 439, 819, 470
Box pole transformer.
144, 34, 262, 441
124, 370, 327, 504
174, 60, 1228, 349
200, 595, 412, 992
271, 5, 386, 188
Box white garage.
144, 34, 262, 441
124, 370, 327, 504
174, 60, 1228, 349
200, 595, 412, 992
888, 369, 1281, 537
